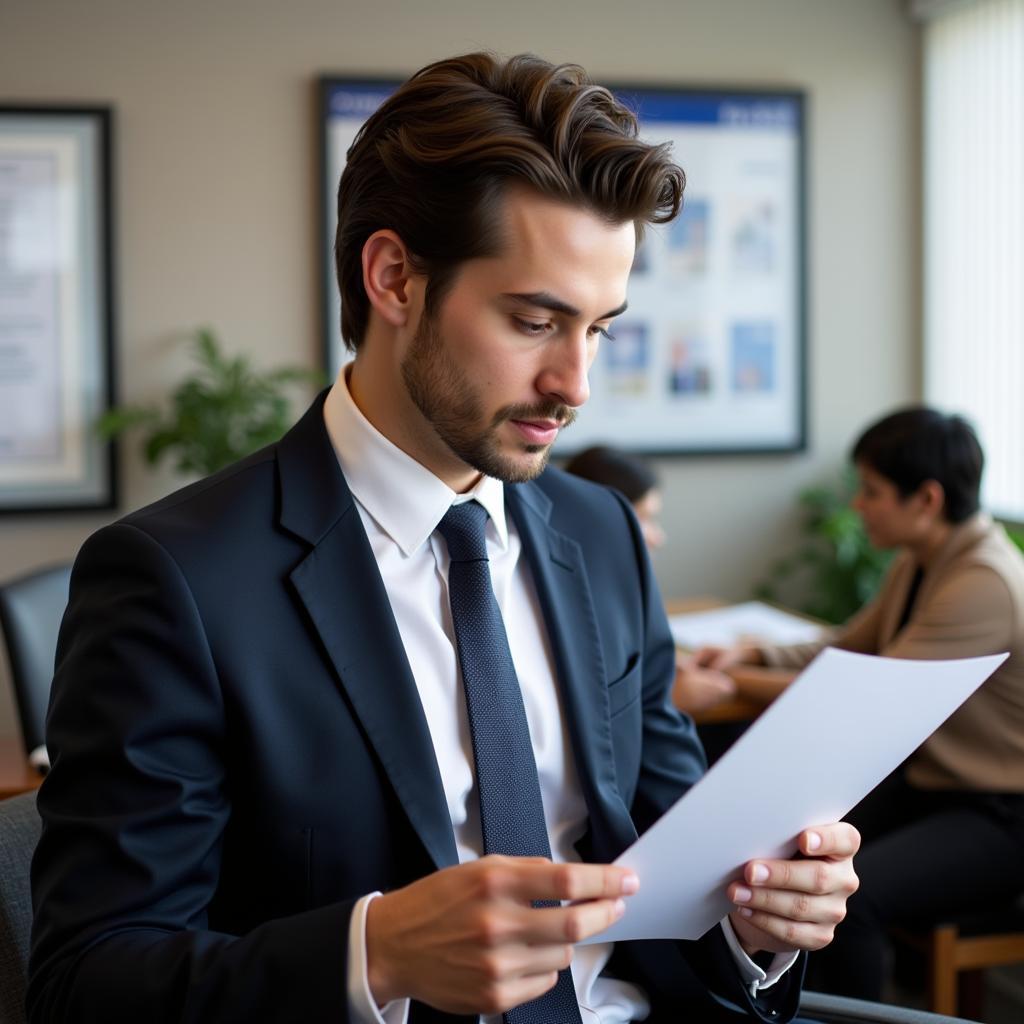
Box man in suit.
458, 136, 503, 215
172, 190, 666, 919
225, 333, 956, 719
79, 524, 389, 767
29, 53, 858, 1023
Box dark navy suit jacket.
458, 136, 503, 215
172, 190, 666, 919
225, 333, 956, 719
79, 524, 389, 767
28, 395, 804, 1022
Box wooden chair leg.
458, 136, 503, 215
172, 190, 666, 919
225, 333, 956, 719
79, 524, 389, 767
958, 968, 985, 1021
929, 924, 959, 1016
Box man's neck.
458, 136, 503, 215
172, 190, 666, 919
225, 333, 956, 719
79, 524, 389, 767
346, 358, 481, 493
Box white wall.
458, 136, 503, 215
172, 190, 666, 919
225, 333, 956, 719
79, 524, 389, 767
0, 0, 920, 733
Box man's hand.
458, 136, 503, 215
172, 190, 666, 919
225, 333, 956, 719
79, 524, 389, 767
365, 856, 637, 1015
727, 822, 860, 955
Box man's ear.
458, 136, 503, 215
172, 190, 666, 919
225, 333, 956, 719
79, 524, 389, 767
361, 229, 421, 328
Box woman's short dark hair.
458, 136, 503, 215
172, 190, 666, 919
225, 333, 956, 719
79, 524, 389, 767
334, 52, 686, 350
851, 407, 984, 524
563, 446, 658, 505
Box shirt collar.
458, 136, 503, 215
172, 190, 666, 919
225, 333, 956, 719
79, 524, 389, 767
322, 366, 509, 557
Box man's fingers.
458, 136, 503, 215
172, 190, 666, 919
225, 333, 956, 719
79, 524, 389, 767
511, 897, 627, 945
730, 908, 838, 952
487, 857, 639, 903
799, 821, 861, 858
741, 856, 857, 897
730, 882, 848, 926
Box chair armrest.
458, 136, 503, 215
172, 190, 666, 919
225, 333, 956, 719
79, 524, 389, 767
799, 990, 973, 1023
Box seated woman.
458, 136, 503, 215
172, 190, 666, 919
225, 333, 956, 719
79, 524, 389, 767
686, 407, 1024, 1001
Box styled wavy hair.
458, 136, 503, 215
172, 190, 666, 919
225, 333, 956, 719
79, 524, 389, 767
334, 52, 686, 350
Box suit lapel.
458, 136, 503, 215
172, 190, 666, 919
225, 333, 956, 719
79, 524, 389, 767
506, 482, 637, 855
277, 396, 458, 871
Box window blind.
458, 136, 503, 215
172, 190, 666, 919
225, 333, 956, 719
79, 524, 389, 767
923, 0, 1024, 520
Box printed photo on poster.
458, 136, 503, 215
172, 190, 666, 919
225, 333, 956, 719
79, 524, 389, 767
666, 329, 713, 397
602, 322, 651, 398
731, 321, 777, 393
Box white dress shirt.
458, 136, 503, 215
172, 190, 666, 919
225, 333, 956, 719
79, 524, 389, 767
323, 371, 794, 1023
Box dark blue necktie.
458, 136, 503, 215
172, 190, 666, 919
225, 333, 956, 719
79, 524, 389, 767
437, 501, 583, 1024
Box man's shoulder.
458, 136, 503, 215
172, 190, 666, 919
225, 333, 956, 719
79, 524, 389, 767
80, 445, 286, 581
527, 463, 635, 528
121, 445, 278, 535
513, 465, 644, 578
529, 461, 627, 505
111, 391, 335, 549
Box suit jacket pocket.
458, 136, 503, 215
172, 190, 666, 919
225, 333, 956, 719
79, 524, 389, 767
607, 654, 642, 718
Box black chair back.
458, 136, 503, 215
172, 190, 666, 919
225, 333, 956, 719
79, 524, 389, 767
0, 792, 41, 1024
0, 565, 71, 753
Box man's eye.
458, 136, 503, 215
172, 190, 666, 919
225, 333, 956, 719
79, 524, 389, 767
590, 325, 616, 341
513, 318, 551, 336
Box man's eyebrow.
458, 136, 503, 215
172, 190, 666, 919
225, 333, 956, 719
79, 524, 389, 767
502, 292, 629, 321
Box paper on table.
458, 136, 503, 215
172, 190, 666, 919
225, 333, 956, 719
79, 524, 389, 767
581, 647, 1007, 945
669, 600, 825, 649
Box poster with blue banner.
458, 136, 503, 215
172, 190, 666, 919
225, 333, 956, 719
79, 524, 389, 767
320, 78, 805, 455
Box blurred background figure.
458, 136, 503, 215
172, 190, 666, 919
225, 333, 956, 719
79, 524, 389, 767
563, 445, 666, 550
564, 446, 737, 713
683, 406, 1024, 1002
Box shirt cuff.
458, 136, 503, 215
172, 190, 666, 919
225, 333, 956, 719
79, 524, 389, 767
347, 892, 410, 1024
719, 917, 800, 999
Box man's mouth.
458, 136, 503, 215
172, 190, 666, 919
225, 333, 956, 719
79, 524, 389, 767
509, 419, 561, 446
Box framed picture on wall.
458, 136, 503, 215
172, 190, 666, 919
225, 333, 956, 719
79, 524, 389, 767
0, 106, 117, 512
319, 77, 806, 455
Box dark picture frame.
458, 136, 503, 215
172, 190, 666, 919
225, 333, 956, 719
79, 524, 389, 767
319, 77, 806, 456
0, 106, 117, 512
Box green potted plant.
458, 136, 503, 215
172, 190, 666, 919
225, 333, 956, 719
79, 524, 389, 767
755, 468, 892, 625
1007, 525, 1024, 554
98, 328, 325, 476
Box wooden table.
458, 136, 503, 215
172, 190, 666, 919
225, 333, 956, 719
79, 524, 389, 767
0, 735, 43, 800
666, 597, 799, 724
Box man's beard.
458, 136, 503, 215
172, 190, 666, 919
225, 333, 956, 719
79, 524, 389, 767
401, 311, 576, 483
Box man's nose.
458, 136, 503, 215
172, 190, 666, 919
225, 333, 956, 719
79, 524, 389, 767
536, 334, 592, 410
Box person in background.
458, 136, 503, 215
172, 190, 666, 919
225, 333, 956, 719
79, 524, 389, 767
563, 445, 666, 550
685, 406, 1024, 1001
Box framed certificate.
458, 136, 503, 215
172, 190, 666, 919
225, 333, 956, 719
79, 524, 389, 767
0, 106, 117, 512
320, 79, 806, 455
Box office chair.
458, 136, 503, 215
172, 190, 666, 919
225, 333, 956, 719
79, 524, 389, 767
0, 564, 71, 754
0, 792, 40, 1024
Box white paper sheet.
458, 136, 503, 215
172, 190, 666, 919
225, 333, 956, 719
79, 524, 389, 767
668, 600, 825, 649
581, 647, 1007, 944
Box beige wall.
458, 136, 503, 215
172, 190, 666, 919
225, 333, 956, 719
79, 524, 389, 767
0, 0, 919, 734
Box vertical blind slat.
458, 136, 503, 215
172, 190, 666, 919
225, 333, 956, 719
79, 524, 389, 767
924, 0, 1024, 520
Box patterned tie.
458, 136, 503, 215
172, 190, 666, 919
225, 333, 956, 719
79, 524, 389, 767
437, 501, 583, 1024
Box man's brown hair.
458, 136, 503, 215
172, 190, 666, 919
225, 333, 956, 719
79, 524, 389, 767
334, 52, 685, 350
